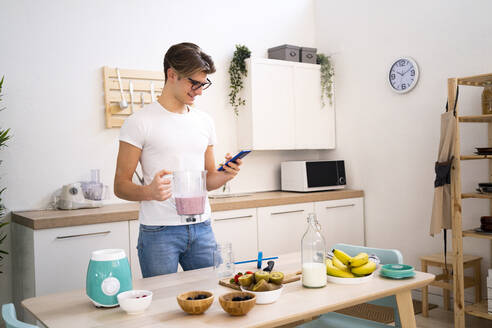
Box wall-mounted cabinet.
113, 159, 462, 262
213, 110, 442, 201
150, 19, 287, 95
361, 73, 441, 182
237, 58, 336, 150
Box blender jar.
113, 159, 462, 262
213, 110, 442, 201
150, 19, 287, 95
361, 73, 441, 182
172, 170, 207, 223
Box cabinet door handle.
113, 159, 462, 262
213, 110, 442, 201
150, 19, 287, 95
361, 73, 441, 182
325, 204, 355, 210
214, 215, 253, 222
270, 209, 304, 216
56, 230, 111, 240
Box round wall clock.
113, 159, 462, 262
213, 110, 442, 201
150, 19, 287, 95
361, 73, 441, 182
388, 57, 419, 93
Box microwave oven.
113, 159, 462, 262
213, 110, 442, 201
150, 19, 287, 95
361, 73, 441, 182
281, 160, 346, 192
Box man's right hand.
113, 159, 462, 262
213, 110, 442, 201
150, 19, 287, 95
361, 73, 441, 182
147, 169, 172, 201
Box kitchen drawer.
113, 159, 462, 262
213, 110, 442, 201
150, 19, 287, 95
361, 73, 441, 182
257, 202, 314, 257
211, 208, 258, 262
314, 197, 364, 248
33, 221, 130, 296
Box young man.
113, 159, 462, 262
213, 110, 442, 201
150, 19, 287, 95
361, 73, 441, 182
114, 42, 242, 277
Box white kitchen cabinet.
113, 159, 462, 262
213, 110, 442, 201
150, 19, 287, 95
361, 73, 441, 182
12, 221, 129, 323
237, 58, 335, 150
314, 197, 365, 249
293, 65, 335, 149
257, 202, 314, 257
129, 219, 142, 280
211, 208, 258, 262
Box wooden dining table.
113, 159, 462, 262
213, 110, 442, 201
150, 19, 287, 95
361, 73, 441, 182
22, 252, 434, 328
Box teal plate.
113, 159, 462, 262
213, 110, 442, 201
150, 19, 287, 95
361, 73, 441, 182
380, 271, 415, 279
380, 264, 415, 279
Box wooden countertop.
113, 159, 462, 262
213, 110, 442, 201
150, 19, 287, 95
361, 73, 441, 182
12, 189, 363, 230
22, 252, 433, 328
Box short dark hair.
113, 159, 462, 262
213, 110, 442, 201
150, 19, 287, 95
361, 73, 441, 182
163, 42, 216, 81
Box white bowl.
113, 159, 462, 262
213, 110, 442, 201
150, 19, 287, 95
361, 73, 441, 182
240, 285, 283, 304
117, 290, 153, 314
326, 272, 374, 285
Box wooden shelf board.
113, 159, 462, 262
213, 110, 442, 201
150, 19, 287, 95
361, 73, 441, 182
460, 155, 492, 160
458, 114, 492, 122
457, 73, 492, 87
463, 229, 492, 240
465, 300, 492, 320
461, 192, 492, 199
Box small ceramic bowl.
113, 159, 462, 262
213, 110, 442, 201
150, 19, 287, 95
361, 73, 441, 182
177, 291, 214, 315
219, 291, 256, 316
117, 290, 153, 314
240, 284, 284, 304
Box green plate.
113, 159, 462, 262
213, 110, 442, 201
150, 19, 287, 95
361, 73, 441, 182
380, 264, 415, 279
380, 271, 415, 279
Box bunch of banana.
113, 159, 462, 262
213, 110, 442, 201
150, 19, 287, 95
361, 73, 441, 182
326, 249, 377, 278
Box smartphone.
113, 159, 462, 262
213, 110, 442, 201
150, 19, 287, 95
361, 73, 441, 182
218, 150, 251, 171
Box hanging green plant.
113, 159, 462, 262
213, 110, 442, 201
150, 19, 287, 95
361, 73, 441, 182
228, 45, 251, 116
0, 75, 10, 274
317, 53, 334, 107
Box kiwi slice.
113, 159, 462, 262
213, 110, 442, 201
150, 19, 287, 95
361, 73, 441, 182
238, 273, 253, 287
252, 279, 269, 292
269, 271, 284, 285
254, 270, 270, 283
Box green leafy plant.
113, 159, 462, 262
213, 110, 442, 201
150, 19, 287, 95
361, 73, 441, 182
228, 45, 251, 115
317, 53, 334, 107
0, 75, 10, 274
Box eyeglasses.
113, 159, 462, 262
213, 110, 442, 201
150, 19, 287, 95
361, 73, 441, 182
187, 77, 212, 91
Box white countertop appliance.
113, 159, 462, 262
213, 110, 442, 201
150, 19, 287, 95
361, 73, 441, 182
281, 160, 346, 192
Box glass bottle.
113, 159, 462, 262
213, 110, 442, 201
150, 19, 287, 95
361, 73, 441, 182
301, 213, 327, 288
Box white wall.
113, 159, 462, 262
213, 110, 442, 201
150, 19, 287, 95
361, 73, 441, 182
2, 0, 491, 315
0, 0, 322, 312
315, 0, 492, 302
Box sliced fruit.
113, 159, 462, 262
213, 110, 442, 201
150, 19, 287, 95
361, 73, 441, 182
351, 260, 376, 276
254, 270, 270, 283
332, 255, 350, 272
326, 258, 355, 278
269, 271, 284, 285
349, 252, 369, 267
332, 249, 352, 265
238, 273, 254, 287
252, 279, 270, 291
234, 272, 243, 284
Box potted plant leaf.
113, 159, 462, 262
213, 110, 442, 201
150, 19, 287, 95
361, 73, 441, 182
317, 53, 334, 107
0, 75, 11, 274
228, 45, 251, 116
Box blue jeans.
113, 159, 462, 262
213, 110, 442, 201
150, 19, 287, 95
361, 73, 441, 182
137, 220, 217, 278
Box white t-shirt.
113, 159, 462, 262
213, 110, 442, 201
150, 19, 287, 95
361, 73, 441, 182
119, 102, 217, 226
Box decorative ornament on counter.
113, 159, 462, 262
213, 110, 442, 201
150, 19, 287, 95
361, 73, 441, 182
388, 57, 419, 93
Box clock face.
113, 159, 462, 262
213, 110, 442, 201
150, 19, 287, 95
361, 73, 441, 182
389, 58, 419, 93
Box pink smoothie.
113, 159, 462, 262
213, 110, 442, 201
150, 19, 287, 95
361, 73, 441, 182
175, 196, 206, 215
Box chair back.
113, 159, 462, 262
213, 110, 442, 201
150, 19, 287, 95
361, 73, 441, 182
331, 243, 403, 265
2, 303, 39, 328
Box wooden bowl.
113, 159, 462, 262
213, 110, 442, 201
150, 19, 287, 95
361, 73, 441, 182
176, 291, 214, 315
219, 292, 256, 316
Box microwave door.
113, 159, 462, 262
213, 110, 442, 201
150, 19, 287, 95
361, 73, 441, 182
305, 161, 339, 188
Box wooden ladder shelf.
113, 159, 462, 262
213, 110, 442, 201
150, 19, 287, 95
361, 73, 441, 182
449, 72, 492, 327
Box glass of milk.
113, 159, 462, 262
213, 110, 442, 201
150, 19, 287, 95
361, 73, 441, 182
301, 213, 327, 288
172, 170, 207, 223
